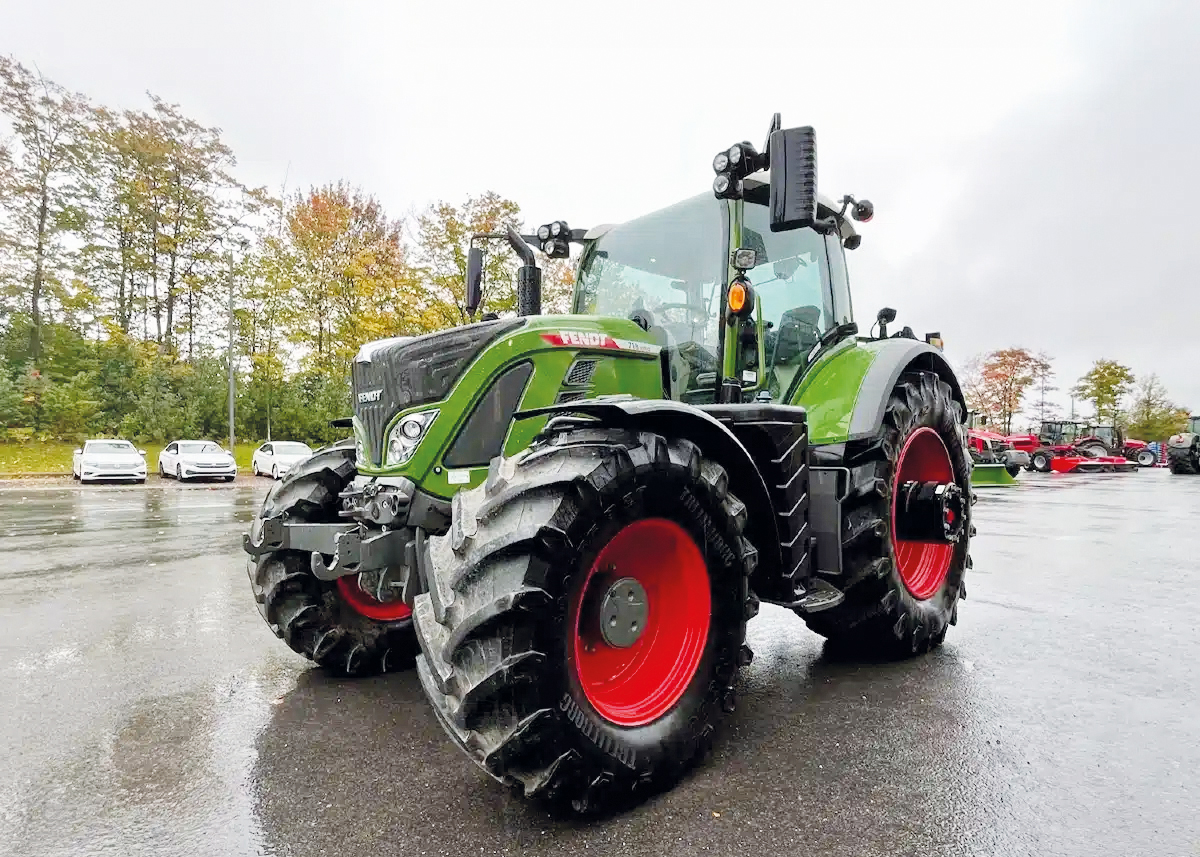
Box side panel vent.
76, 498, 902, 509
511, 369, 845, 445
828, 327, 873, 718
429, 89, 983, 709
564, 359, 598, 388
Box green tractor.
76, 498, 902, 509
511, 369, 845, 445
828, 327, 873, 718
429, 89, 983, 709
243, 116, 973, 811
1167, 415, 1200, 473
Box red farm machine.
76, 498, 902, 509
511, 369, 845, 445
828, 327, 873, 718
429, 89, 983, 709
1007, 420, 1139, 473
966, 412, 1027, 485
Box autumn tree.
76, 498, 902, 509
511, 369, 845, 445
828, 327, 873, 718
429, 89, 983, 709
960, 347, 1040, 433
277, 183, 419, 370
1073, 359, 1135, 426
1124, 374, 1188, 442
0, 56, 91, 364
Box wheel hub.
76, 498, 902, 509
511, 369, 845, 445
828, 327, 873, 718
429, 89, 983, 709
598, 577, 648, 648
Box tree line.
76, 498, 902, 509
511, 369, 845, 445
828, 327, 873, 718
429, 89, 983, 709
0, 55, 571, 445
961, 348, 1189, 441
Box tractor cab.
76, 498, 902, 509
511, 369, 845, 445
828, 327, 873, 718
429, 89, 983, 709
1191, 416, 1200, 435
1040, 420, 1088, 448
573, 182, 856, 404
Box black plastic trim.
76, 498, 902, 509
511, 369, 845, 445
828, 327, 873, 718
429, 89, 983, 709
443, 362, 534, 469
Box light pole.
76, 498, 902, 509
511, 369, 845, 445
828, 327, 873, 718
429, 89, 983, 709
227, 251, 236, 452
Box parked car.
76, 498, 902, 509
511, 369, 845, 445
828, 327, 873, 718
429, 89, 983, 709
72, 439, 147, 484
251, 441, 314, 479
158, 440, 237, 482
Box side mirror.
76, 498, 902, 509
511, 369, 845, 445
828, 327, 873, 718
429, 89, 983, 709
465, 247, 484, 318
877, 307, 897, 338
767, 125, 817, 232
74, 448, 82, 455
138, 450, 147, 456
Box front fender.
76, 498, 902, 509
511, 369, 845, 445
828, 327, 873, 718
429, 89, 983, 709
791, 339, 966, 444
1168, 433, 1198, 449
515, 397, 785, 589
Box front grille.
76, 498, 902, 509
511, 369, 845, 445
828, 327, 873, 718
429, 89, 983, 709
555, 390, 588, 404
352, 319, 525, 462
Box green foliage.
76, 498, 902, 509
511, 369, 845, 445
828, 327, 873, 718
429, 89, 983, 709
1073, 359, 1136, 426
1124, 374, 1189, 442
0, 370, 22, 428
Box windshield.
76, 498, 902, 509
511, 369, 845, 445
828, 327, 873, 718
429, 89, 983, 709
741, 200, 834, 400
1190, 417, 1200, 434
180, 442, 224, 455
86, 441, 135, 453
273, 442, 312, 455
1092, 426, 1115, 444
575, 194, 724, 399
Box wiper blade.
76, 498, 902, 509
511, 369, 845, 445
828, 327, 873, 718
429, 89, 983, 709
806, 322, 859, 366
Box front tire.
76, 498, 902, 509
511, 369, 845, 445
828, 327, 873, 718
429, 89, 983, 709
414, 427, 756, 812
248, 443, 418, 675
271, 464, 279, 480
1136, 449, 1157, 468
1169, 450, 1199, 474
801, 371, 971, 658
1031, 449, 1054, 472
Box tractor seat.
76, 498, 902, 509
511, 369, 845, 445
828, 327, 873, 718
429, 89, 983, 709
770, 305, 822, 365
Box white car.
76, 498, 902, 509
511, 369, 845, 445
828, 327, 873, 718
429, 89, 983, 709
251, 441, 314, 479
73, 439, 148, 483
158, 440, 238, 482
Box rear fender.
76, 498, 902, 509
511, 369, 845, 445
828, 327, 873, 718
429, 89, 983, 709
845, 340, 967, 442
791, 339, 966, 445
515, 398, 786, 591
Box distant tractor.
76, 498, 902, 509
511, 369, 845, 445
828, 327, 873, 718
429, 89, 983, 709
1167, 415, 1200, 474
1081, 424, 1157, 467
1009, 421, 1135, 473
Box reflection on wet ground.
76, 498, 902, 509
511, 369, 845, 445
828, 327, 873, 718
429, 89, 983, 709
1, 470, 1198, 856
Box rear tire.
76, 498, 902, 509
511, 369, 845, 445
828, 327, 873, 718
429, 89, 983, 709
413, 427, 756, 812
248, 442, 417, 675
800, 371, 970, 658
1079, 442, 1108, 459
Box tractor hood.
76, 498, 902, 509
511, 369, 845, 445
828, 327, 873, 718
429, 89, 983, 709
352, 318, 526, 453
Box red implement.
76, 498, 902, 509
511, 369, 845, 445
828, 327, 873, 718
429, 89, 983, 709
1050, 456, 1136, 473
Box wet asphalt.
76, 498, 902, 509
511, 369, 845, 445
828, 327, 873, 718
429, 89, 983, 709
1, 469, 1198, 857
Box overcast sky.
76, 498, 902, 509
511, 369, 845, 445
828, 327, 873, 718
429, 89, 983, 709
5, 0, 1198, 416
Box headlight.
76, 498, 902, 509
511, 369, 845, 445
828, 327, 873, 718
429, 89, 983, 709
537, 224, 550, 241
385, 409, 438, 466
728, 144, 743, 166
712, 152, 730, 172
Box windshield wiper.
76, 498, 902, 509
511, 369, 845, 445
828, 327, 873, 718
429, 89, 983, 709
805, 321, 859, 367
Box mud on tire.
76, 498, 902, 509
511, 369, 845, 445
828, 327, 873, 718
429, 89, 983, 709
413, 427, 756, 813
801, 371, 972, 658
248, 442, 417, 676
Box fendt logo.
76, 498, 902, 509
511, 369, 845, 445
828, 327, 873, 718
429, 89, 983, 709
357, 389, 383, 404
541, 331, 660, 355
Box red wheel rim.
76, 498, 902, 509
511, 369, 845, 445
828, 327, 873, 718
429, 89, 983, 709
572, 518, 711, 727
891, 427, 956, 600
336, 577, 412, 621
